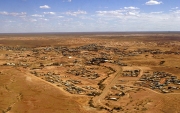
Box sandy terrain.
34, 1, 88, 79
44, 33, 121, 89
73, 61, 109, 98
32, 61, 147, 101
0, 32, 180, 113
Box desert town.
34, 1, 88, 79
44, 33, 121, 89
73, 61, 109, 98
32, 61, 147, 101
0, 33, 180, 113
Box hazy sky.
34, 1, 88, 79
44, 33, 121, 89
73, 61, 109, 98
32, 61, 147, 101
0, 0, 180, 33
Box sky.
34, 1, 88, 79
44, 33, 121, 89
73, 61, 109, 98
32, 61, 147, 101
0, 0, 180, 33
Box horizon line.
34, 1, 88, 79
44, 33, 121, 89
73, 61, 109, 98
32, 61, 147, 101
0, 31, 180, 35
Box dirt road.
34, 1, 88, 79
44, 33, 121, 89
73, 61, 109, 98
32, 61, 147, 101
92, 65, 122, 107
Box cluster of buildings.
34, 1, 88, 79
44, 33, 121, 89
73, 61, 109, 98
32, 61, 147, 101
105, 90, 125, 101
122, 70, 140, 77
30, 70, 101, 95
67, 68, 100, 79
63, 82, 85, 94
138, 71, 180, 93
31, 71, 61, 84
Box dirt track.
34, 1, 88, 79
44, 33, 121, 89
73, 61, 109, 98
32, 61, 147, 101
93, 65, 122, 108
0, 33, 180, 113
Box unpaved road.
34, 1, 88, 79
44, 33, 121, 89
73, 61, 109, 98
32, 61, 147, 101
92, 65, 122, 107
92, 64, 180, 109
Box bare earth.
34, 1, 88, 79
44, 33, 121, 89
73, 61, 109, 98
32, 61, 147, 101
0, 32, 180, 113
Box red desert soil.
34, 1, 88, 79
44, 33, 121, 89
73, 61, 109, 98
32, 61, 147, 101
0, 67, 94, 113
0, 33, 180, 113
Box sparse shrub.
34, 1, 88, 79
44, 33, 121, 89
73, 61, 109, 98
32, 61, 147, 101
88, 99, 96, 108
113, 106, 122, 110
99, 84, 105, 90
105, 103, 109, 106
159, 61, 165, 65
142, 107, 147, 111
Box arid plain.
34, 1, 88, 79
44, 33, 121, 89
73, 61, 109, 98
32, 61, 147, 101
0, 32, 180, 113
